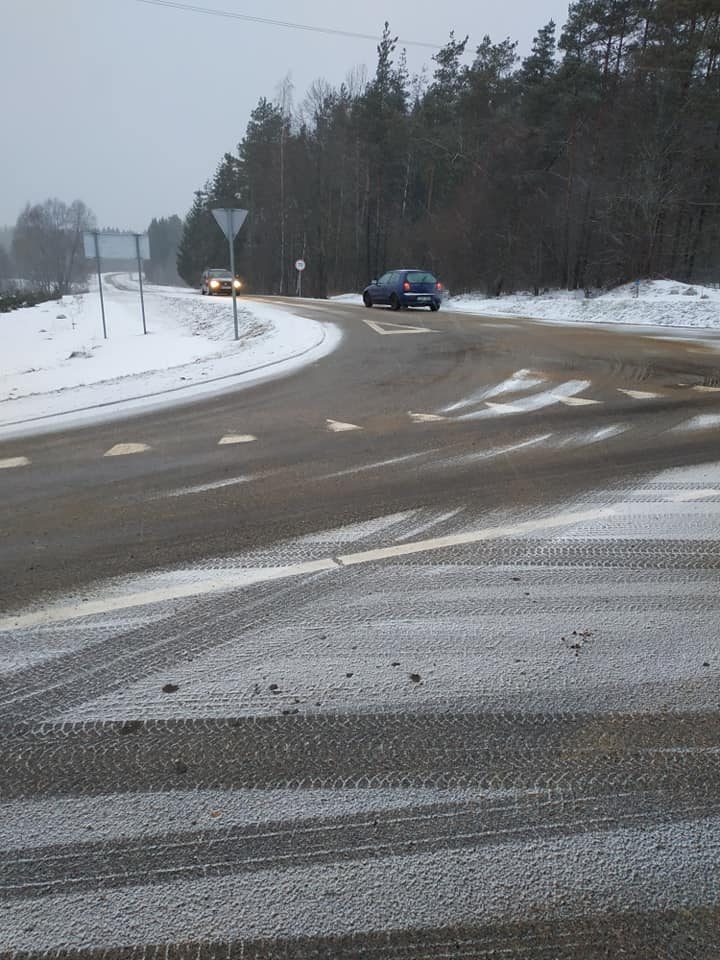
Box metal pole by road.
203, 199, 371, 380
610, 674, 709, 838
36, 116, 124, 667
227, 209, 239, 341
93, 232, 107, 340
135, 234, 148, 335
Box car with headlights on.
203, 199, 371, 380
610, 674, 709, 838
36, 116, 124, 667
201, 268, 243, 296
362, 268, 444, 311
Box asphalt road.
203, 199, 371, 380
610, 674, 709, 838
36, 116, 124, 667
1, 298, 720, 957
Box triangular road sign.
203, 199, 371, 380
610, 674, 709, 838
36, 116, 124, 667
212, 207, 248, 240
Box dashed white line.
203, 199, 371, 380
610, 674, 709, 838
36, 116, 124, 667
408, 412, 448, 423
0, 456, 30, 470
218, 434, 256, 445
103, 443, 151, 457
556, 395, 602, 406
618, 389, 661, 400
693, 385, 720, 393
326, 419, 363, 433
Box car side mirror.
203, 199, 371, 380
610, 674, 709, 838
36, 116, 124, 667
372, 279, 378, 285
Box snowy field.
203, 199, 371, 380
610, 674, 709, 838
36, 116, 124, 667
0, 274, 339, 439
336, 280, 720, 331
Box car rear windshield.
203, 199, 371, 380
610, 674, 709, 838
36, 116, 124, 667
406, 271, 436, 283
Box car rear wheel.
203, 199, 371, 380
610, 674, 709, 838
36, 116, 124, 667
430, 302, 440, 312
390, 293, 401, 311
363, 292, 373, 308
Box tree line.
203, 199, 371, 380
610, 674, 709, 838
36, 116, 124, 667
1, 204, 184, 295
177, 0, 720, 298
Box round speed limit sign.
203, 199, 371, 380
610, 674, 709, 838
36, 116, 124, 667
295, 259, 306, 272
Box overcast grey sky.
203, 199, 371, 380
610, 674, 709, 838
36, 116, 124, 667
1, 0, 571, 229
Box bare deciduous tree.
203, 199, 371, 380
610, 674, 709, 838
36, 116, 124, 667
12, 198, 95, 294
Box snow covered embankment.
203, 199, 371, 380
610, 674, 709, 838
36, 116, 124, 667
448, 280, 720, 330
0, 275, 340, 438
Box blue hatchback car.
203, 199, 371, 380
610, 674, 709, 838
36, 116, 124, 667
363, 268, 444, 311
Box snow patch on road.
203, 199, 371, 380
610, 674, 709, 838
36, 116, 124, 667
673, 413, 720, 432
442, 369, 545, 414
459, 380, 590, 419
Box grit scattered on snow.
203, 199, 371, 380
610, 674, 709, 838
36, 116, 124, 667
335, 280, 720, 331
0, 274, 339, 438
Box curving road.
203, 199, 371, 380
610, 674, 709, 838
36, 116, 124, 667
1, 298, 720, 956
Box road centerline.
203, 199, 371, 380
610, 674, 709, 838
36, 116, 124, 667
0, 505, 615, 631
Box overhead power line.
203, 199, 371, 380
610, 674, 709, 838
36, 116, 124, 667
136, 0, 441, 50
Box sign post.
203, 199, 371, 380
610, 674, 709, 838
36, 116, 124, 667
92, 232, 108, 340
295, 258, 306, 298
211, 207, 248, 341
135, 234, 147, 335
83, 230, 150, 338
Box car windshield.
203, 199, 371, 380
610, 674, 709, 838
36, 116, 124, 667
3, 1, 719, 956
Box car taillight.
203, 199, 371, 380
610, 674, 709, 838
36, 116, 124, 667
403, 281, 411, 291
436, 282, 443, 291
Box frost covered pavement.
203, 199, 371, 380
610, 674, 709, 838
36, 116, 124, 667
2, 463, 720, 955
2, 297, 720, 956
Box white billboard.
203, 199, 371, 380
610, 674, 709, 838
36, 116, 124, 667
83, 231, 150, 260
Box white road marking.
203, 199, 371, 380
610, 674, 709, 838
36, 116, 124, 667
459, 381, 590, 419
320, 451, 434, 480
669, 489, 720, 503
408, 411, 448, 423
0, 505, 615, 631
362, 318, 437, 335
693, 385, 720, 393
104, 443, 151, 457
163, 475, 253, 497
556, 395, 602, 406
338, 506, 615, 566
326, 418, 363, 432
618, 389, 661, 400
442, 370, 545, 414
218, 434, 256, 445
0, 456, 30, 470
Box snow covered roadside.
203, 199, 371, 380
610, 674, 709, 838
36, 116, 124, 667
333, 280, 720, 334
449, 279, 720, 331
0, 274, 340, 440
